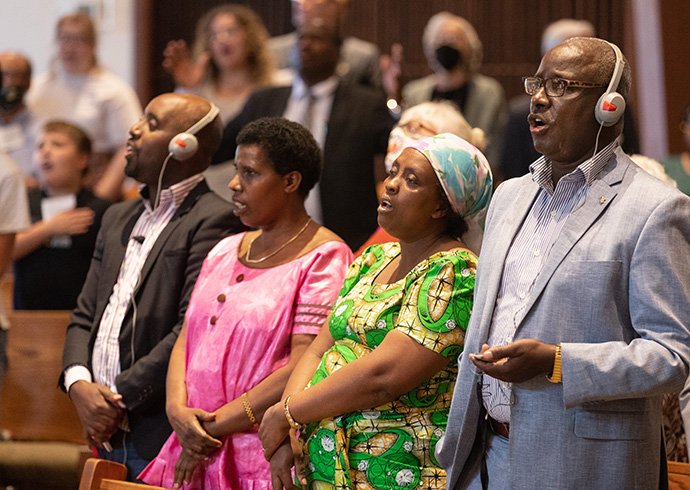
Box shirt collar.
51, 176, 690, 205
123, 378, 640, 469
139, 173, 204, 212
529, 140, 619, 194
291, 75, 339, 101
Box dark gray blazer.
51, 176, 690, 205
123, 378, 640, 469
213, 81, 393, 251
61, 180, 246, 459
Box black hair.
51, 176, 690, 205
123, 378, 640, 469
236, 117, 322, 196
436, 184, 468, 240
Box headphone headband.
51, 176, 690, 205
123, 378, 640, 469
185, 102, 220, 135
603, 41, 624, 98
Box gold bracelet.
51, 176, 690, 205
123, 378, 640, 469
547, 344, 562, 384
241, 392, 258, 427
284, 395, 303, 431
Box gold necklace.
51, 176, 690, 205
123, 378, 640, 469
245, 218, 312, 264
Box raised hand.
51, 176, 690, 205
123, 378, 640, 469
162, 40, 209, 90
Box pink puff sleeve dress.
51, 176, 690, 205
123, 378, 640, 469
139, 233, 353, 489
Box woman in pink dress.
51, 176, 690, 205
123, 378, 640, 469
139, 117, 353, 489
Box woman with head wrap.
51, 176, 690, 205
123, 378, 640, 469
359, 100, 488, 256
259, 133, 492, 490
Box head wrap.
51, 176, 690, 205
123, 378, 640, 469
406, 133, 493, 253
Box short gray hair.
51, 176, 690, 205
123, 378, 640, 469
423, 12, 483, 73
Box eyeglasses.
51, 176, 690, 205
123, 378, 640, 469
523, 76, 606, 97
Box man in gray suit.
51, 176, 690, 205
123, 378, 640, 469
439, 37, 690, 489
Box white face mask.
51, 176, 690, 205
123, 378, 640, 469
384, 126, 427, 172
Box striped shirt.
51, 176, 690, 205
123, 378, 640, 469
64, 173, 204, 394
483, 141, 618, 423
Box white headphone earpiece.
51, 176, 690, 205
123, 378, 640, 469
594, 41, 626, 127
168, 102, 220, 160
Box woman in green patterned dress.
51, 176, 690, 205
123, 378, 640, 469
259, 133, 493, 490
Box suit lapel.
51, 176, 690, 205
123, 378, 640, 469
101, 204, 143, 291
135, 181, 208, 292
517, 154, 628, 325
477, 180, 540, 340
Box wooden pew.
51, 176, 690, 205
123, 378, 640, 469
79, 458, 171, 490
1, 309, 82, 442
0, 306, 91, 489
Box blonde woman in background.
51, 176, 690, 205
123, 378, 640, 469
27, 12, 142, 202
163, 4, 276, 125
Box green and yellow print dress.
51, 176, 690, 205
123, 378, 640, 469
301, 242, 476, 490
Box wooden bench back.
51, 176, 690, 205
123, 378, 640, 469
79, 458, 171, 490
0, 308, 83, 443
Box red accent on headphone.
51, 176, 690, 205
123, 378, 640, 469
175, 138, 187, 147
602, 101, 618, 112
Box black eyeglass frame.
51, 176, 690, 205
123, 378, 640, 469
522, 76, 606, 97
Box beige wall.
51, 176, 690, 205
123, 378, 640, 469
0, 0, 136, 88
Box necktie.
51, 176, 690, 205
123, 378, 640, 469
302, 90, 317, 134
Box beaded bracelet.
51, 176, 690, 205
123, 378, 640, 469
241, 392, 258, 427
547, 344, 562, 384
284, 395, 303, 431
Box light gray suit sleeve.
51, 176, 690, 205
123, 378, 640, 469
562, 191, 690, 408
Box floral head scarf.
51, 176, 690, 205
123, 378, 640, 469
406, 133, 493, 252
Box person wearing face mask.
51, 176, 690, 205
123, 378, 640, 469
403, 12, 507, 179
0, 52, 40, 181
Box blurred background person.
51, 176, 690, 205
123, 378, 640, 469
0, 154, 29, 407
662, 103, 690, 196
26, 11, 142, 202
163, 4, 276, 125
270, 0, 381, 90
259, 133, 493, 490
140, 117, 353, 489
501, 19, 639, 180
215, 11, 393, 251
402, 12, 507, 175
357, 100, 487, 255
0, 51, 39, 183
12, 121, 110, 310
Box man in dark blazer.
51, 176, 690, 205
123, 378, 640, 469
61, 93, 245, 480
214, 15, 393, 251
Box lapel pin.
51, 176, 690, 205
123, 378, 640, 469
600, 197, 606, 204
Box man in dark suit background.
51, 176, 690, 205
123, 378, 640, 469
214, 11, 393, 251
61, 93, 245, 480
